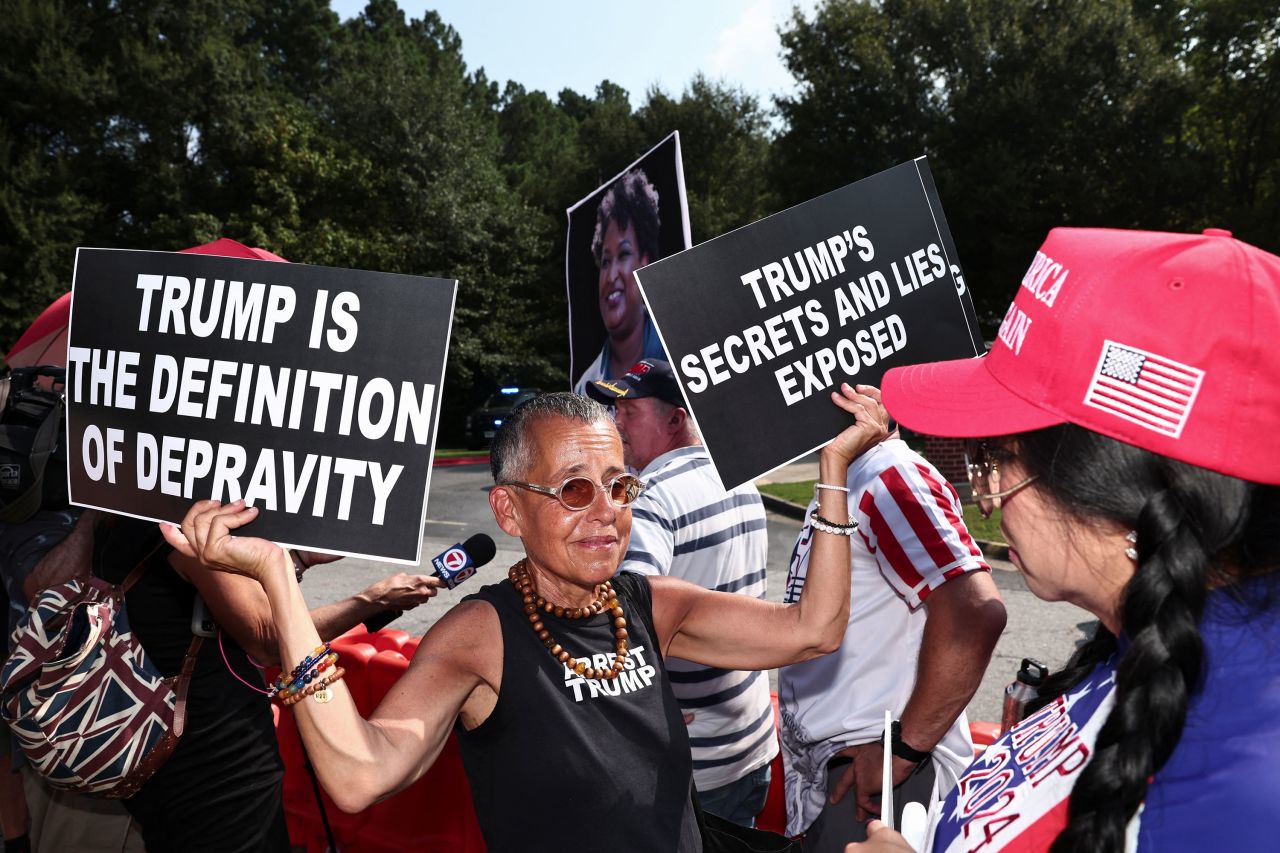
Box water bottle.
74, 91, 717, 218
1000, 657, 1048, 733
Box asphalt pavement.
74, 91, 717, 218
300, 460, 1095, 726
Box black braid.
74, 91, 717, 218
992, 425, 1274, 853
1052, 487, 1217, 852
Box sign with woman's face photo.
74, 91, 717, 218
565, 132, 691, 394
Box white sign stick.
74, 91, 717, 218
882, 709, 895, 831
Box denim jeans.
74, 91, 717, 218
697, 763, 772, 829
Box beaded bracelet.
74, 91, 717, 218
281, 667, 347, 706
810, 511, 859, 536
269, 645, 335, 699
283, 644, 332, 684
274, 651, 339, 701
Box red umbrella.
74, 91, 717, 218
4, 238, 288, 368
178, 237, 288, 264
5, 292, 73, 369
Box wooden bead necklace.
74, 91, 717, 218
508, 559, 629, 681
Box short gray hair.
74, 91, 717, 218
490, 392, 611, 484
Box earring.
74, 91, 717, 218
1124, 530, 1138, 562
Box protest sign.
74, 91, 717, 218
65, 248, 455, 564
565, 131, 691, 394
634, 157, 983, 490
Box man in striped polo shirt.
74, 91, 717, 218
587, 359, 778, 828
778, 427, 1006, 850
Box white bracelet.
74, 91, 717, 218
814, 482, 850, 502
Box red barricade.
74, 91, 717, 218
276, 634, 378, 852
356, 649, 487, 852
364, 628, 412, 654
969, 720, 1002, 754
276, 631, 486, 852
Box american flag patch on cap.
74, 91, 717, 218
1083, 341, 1204, 437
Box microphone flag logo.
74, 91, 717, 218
433, 545, 476, 589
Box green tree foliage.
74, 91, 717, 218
0, 0, 346, 346
638, 75, 775, 244
773, 0, 1279, 327
308, 0, 555, 431
5, 0, 1273, 421
0, 0, 561, 440
2, 1, 777, 436
1179, 0, 1280, 246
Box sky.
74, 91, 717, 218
329, 0, 818, 109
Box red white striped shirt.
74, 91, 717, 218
779, 439, 988, 835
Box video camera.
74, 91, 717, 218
0, 366, 68, 522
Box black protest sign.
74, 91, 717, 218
633, 157, 982, 490
65, 248, 456, 564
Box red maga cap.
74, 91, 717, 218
882, 227, 1280, 485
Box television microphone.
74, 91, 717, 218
363, 533, 498, 633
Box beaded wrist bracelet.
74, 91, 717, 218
273, 653, 340, 702
809, 511, 859, 536
269, 644, 335, 700
281, 667, 346, 706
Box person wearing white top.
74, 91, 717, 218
778, 436, 1005, 850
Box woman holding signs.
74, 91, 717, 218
851, 227, 1280, 852
161, 386, 895, 852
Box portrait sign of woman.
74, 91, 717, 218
566, 133, 690, 396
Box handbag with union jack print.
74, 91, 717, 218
0, 551, 201, 798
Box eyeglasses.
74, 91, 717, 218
505, 473, 644, 511
964, 439, 1039, 519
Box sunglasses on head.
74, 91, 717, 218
963, 438, 1038, 519
505, 473, 644, 511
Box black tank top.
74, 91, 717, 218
457, 570, 702, 852
95, 518, 288, 853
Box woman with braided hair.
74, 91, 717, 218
850, 227, 1280, 852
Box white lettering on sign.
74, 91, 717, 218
131, 433, 402, 525
136, 274, 297, 344
679, 299, 830, 394
740, 226, 874, 309
890, 243, 947, 296
774, 315, 907, 405
136, 355, 434, 444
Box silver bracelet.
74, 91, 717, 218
810, 511, 859, 536
290, 550, 308, 583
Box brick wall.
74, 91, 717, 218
922, 435, 970, 498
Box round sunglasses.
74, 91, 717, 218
963, 438, 1039, 519
505, 473, 644, 511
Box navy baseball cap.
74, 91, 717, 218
586, 359, 685, 408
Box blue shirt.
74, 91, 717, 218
932, 580, 1280, 851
